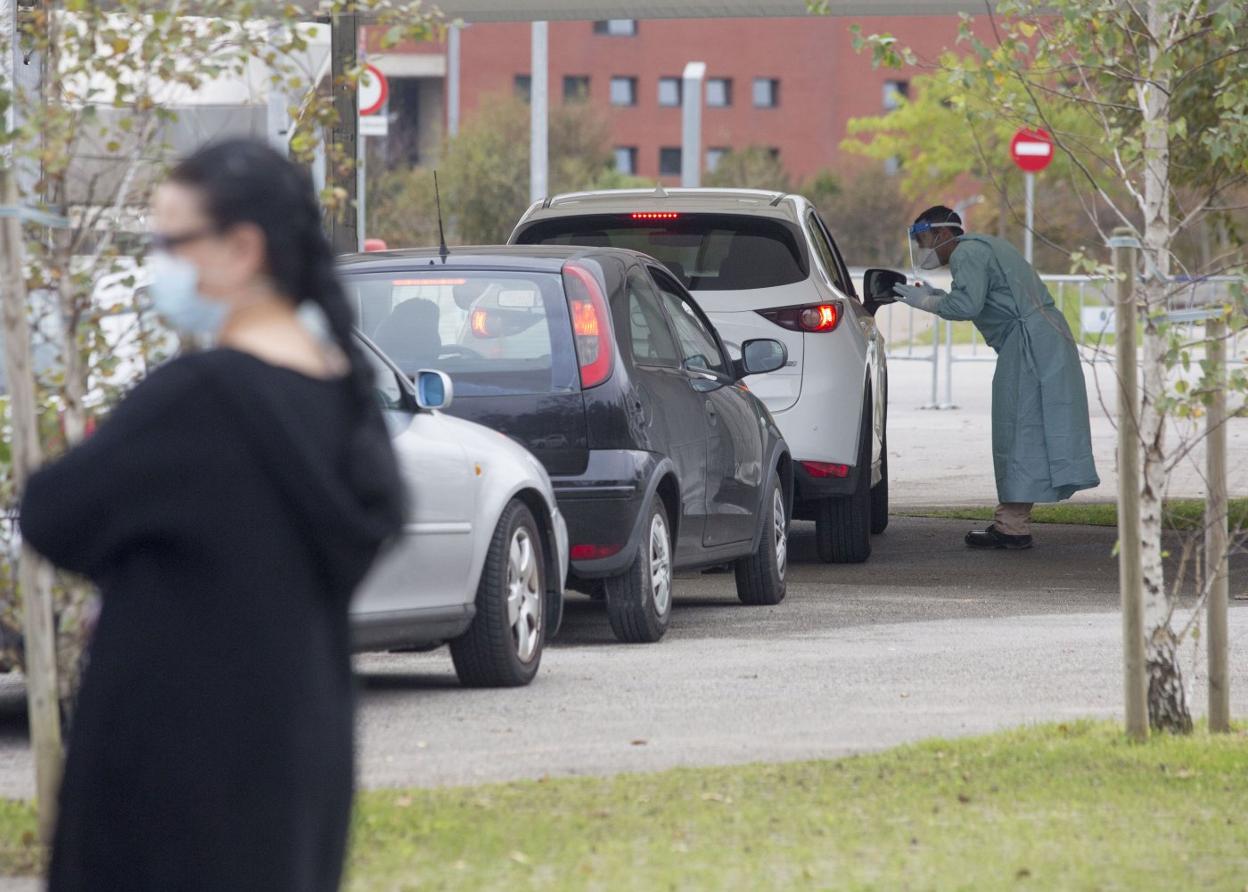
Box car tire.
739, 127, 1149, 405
816, 387, 873, 564
604, 499, 673, 644
871, 383, 889, 535
734, 476, 788, 606
450, 499, 545, 687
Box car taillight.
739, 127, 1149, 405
629, 212, 679, 220
563, 262, 614, 390
800, 461, 850, 479
756, 302, 841, 333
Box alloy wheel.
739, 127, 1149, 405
506, 528, 542, 663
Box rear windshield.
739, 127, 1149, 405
344, 270, 577, 396
515, 213, 809, 291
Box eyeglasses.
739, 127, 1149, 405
146, 226, 220, 252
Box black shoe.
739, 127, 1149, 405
965, 525, 1033, 550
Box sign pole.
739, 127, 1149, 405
1024, 171, 1035, 264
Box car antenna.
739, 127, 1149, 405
434, 170, 449, 264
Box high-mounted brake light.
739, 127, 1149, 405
629, 212, 680, 220
756, 302, 842, 334
392, 278, 467, 286
562, 262, 614, 389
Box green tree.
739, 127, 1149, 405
704, 146, 793, 192
804, 166, 914, 269
369, 94, 622, 247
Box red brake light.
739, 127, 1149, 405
800, 461, 851, 479
563, 262, 614, 390
629, 212, 680, 220
756, 302, 841, 333
571, 544, 623, 561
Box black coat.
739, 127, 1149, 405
19, 349, 403, 892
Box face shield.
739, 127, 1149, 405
908, 222, 961, 272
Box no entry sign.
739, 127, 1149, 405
358, 63, 389, 116
1010, 128, 1054, 172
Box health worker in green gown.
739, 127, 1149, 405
893, 205, 1100, 549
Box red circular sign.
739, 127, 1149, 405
358, 63, 389, 116
1010, 128, 1054, 173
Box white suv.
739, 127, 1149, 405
511, 188, 897, 563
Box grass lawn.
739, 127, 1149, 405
5, 722, 1245, 889
897, 498, 1248, 532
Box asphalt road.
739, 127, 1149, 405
344, 516, 1248, 791
3, 524, 1247, 809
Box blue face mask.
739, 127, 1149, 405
148, 253, 227, 337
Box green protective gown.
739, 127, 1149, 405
934, 234, 1100, 504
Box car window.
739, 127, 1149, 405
342, 270, 578, 397
806, 211, 849, 294
651, 270, 730, 377
357, 337, 405, 410
625, 268, 681, 367
517, 213, 809, 292
815, 213, 858, 298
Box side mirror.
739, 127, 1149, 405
735, 338, 789, 378
863, 268, 907, 316
415, 369, 454, 410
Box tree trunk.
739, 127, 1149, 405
1139, 0, 1191, 733
0, 169, 64, 842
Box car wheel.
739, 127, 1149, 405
734, 477, 787, 606
871, 385, 889, 535
450, 500, 545, 687
604, 499, 673, 644
816, 387, 873, 564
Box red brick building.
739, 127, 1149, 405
367, 15, 990, 183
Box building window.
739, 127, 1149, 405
614, 147, 638, 175
659, 147, 682, 177
706, 78, 733, 108
610, 76, 638, 107
563, 75, 590, 102
883, 80, 909, 111
658, 77, 682, 108
593, 19, 638, 36
514, 74, 531, 103
753, 78, 780, 108
706, 147, 730, 172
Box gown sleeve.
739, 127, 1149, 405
937, 240, 993, 322
19, 357, 209, 580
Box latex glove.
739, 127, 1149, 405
893, 282, 947, 314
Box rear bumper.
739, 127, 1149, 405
552, 449, 662, 579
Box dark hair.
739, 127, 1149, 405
914, 205, 964, 236
168, 138, 401, 524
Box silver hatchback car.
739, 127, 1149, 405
352, 333, 569, 687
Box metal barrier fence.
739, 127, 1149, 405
881, 274, 1245, 410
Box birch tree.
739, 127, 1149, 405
1, 0, 441, 838
847, 0, 1248, 731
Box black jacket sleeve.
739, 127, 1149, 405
19, 358, 210, 580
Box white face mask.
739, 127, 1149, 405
148, 253, 228, 337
